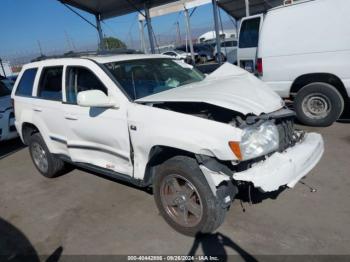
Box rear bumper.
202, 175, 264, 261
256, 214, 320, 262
233, 133, 324, 192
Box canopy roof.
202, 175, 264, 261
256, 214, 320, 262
59, 0, 284, 20
218, 0, 284, 19
59, 0, 176, 19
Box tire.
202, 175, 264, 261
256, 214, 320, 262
294, 82, 344, 127
215, 53, 226, 63
200, 56, 207, 64
28, 133, 67, 178
153, 155, 227, 236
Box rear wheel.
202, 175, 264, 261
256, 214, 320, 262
294, 82, 344, 127
29, 133, 67, 178
153, 156, 227, 236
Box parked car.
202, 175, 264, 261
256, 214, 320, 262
161, 50, 199, 64
0, 80, 17, 141
12, 55, 324, 236
213, 38, 238, 64
237, 0, 350, 126
1, 76, 15, 90
177, 44, 214, 63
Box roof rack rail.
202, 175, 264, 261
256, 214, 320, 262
31, 48, 143, 62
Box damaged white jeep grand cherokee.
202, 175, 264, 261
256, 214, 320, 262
12, 54, 324, 236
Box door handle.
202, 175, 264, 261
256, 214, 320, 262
64, 115, 78, 121
33, 107, 42, 112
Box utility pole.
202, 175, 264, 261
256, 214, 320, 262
37, 40, 44, 56
95, 14, 105, 50
139, 20, 146, 53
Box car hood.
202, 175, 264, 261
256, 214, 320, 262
0, 95, 12, 112
136, 63, 283, 115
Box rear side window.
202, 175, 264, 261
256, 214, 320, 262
239, 17, 261, 48
65, 66, 107, 104
15, 68, 37, 96
37, 67, 63, 101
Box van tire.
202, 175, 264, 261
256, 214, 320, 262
153, 155, 227, 236
294, 82, 344, 127
28, 133, 67, 178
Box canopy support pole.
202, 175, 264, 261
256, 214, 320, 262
212, 0, 222, 64
184, 7, 195, 64
0, 58, 6, 78
144, 5, 155, 54
245, 0, 250, 16
95, 14, 105, 50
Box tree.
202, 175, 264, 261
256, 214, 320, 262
103, 37, 127, 50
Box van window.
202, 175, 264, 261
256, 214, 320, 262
65, 66, 107, 104
221, 41, 237, 47
239, 17, 261, 48
15, 68, 37, 97
38, 67, 63, 101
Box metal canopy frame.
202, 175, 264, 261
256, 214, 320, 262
217, 0, 283, 19
58, 0, 283, 58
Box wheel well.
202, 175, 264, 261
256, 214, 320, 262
143, 146, 196, 186
22, 123, 39, 145
290, 73, 348, 103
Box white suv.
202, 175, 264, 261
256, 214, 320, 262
12, 54, 324, 236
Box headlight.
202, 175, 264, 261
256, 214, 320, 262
230, 121, 279, 161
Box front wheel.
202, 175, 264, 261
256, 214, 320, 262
294, 82, 344, 127
153, 156, 227, 236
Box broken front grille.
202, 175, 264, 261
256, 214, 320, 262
276, 119, 295, 152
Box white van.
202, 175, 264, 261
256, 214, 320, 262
237, 0, 350, 126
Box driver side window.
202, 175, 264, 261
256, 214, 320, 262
65, 66, 108, 104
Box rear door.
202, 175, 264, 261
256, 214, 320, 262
61, 61, 132, 176
237, 14, 264, 73
32, 66, 69, 156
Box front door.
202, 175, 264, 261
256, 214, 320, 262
62, 64, 132, 176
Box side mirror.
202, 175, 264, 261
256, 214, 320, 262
77, 90, 118, 108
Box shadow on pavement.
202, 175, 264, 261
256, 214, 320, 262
188, 232, 257, 262
0, 217, 63, 262
0, 138, 26, 160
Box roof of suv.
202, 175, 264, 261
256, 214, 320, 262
25, 54, 167, 68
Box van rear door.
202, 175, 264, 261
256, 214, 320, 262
237, 14, 264, 73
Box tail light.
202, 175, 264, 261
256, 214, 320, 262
256, 58, 263, 76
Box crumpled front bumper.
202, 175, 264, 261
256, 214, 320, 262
232, 133, 324, 192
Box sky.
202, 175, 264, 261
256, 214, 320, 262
0, 0, 235, 63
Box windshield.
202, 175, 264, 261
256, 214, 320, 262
104, 58, 205, 100
0, 81, 11, 97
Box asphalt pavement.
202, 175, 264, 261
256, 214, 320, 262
0, 123, 349, 258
